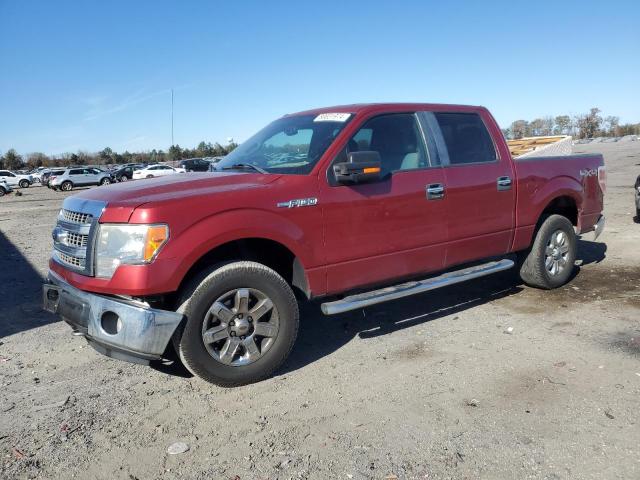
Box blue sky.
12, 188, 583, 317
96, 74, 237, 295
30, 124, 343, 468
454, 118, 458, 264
1, 0, 638, 155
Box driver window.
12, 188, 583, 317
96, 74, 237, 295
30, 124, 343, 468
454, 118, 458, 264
334, 113, 428, 177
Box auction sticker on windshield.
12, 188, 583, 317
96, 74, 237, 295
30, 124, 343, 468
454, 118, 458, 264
314, 113, 351, 122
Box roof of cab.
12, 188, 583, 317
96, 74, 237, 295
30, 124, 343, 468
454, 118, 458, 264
286, 103, 486, 117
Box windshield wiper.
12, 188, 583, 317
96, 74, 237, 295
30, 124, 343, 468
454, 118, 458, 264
219, 163, 268, 174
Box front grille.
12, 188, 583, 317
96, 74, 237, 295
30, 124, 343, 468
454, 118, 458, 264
61, 209, 93, 225
52, 200, 105, 276
66, 232, 88, 248
55, 251, 86, 269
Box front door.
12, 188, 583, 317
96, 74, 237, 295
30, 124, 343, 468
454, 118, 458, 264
320, 113, 448, 294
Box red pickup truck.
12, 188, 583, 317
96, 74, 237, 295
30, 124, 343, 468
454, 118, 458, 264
43, 103, 605, 386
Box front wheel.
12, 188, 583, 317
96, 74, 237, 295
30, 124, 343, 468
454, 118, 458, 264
175, 261, 299, 387
519, 214, 577, 289
0, 189, 5, 197
19, 180, 30, 188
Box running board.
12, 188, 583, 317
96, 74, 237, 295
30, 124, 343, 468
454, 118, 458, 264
321, 259, 514, 315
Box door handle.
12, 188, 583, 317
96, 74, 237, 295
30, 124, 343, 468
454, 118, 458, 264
426, 183, 445, 200
497, 176, 512, 191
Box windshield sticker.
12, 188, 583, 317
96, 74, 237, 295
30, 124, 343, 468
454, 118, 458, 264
313, 113, 351, 123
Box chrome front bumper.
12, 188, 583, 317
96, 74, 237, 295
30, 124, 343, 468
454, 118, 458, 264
43, 270, 183, 365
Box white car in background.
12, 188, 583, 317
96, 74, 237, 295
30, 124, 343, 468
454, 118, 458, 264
132, 164, 186, 179
0, 169, 33, 188
0, 180, 13, 196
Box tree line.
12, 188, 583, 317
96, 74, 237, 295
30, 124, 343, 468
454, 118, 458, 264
0, 140, 238, 171
502, 107, 640, 140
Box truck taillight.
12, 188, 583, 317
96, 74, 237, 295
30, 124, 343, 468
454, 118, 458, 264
597, 165, 606, 195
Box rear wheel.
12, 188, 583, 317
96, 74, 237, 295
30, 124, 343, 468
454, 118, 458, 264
61, 181, 73, 192
146, 174, 154, 179
19, 180, 29, 188
119, 175, 128, 182
175, 261, 299, 387
100, 177, 111, 186
519, 214, 576, 289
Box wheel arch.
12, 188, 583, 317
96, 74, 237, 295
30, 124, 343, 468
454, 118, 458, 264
177, 237, 312, 301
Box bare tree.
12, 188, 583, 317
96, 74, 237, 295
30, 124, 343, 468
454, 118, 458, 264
554, 115, 571, 135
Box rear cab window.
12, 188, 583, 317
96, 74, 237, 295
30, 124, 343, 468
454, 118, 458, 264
429, 112, 497, 166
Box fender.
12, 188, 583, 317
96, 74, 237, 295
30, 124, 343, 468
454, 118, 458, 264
513, 175, 583, 251
158, 208, 321, 292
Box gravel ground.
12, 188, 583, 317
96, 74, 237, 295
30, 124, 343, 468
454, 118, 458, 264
1, 142, 639, 480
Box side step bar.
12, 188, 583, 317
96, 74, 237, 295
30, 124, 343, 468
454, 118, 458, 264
321, 259, 514, 315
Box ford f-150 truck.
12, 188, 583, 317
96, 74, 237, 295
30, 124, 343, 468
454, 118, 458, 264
43, 103, 605, 386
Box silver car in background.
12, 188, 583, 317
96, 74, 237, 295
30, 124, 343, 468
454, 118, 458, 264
0, 169, 33, 188
50, 167, 113, 191
0, 180, 13, 196
635, 175, 640, 219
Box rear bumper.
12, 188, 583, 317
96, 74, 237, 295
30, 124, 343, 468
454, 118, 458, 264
593, 214, 605, 240
43, 270, 183, 365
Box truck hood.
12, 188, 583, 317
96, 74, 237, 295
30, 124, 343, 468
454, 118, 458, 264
70, 172, 281, 222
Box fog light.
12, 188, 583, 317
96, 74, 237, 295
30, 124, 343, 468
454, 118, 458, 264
101, 311, 122, 335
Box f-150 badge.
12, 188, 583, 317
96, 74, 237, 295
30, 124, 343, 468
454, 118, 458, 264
277, 198, 318, 208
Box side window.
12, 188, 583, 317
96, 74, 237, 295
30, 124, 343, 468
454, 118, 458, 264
0, 171, 9, 176
70, 169, 83, 175
334, 113, 428, 177
433, 112, 497, 165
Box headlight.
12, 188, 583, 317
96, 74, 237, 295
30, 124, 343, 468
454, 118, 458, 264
95, 224, 169, 278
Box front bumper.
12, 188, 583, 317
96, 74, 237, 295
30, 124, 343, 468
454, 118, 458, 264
43, 270, 183, 365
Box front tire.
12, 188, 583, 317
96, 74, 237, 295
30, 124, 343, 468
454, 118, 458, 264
519, 214, 577, 289
175, 261, 299, 387
19, 180, 30, 188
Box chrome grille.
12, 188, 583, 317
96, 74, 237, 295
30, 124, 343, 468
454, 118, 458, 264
61, 209, 93, 224
65, 232, 89, 248
54, 251, 86, 269
52, 199, 106, 276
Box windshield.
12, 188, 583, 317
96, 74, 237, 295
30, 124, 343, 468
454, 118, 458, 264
215, 113, 352, 174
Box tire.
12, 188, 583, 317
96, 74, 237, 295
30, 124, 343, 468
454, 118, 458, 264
120, 176, 128, 182
100, 177, 111, 186
519, 214, 577, 289
0, 188, 5, 197
61, 181, 73, 192
19, 180, 30, 188
146, 174, 154, 179
175, 261, 299, 387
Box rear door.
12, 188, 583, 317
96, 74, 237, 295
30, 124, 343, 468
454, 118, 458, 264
424, 111, 515, 267
320, 112, 448, 294
68, 168, 85, 185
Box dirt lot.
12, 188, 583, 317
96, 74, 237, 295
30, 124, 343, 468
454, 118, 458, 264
1, 142, 639, 480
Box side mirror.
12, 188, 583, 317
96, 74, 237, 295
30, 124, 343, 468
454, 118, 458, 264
333, 151, 382, 184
